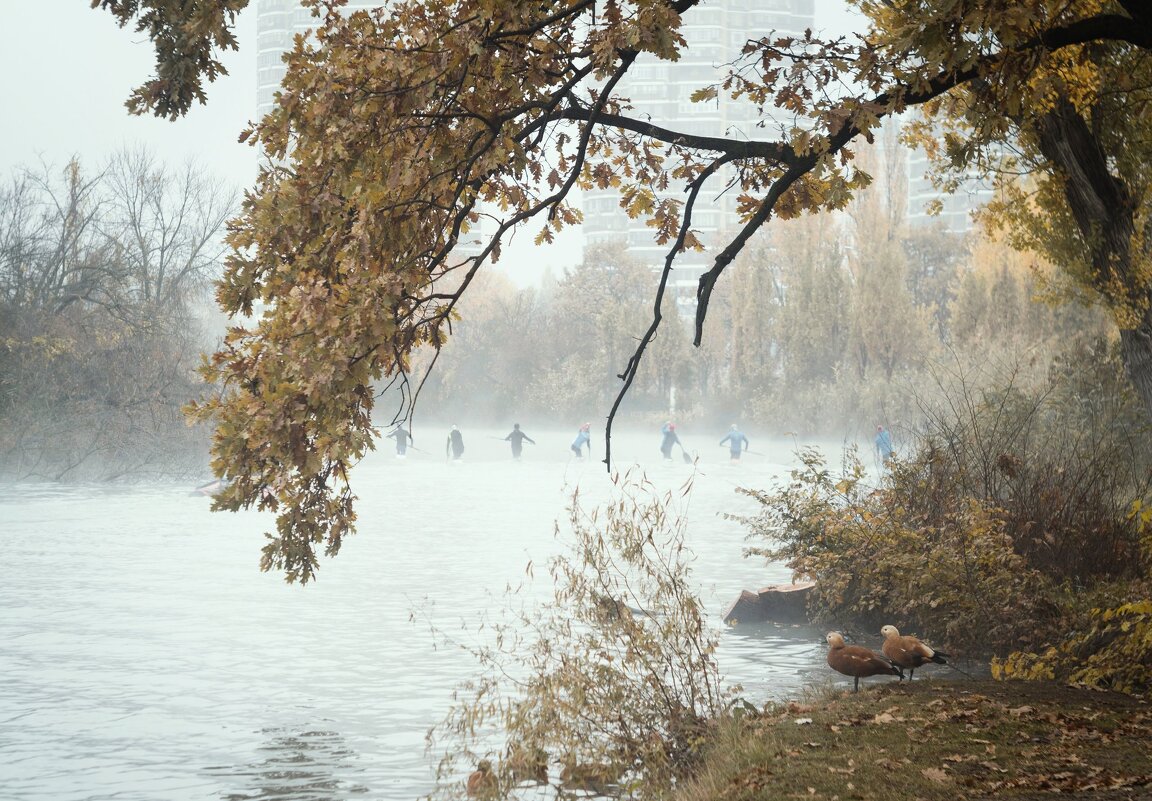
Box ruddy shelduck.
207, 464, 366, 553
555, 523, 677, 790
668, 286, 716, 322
880, 624, 949, 679
825, 631, 903, 691
466, 759, 497, 797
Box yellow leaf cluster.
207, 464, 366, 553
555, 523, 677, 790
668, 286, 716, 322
995, 601, 1152, 695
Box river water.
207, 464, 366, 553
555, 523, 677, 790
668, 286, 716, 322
1, 427, 859, 801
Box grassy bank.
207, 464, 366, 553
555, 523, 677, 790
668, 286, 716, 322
673, 679, 1151, 801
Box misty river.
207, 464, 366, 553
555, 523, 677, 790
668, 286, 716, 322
1, 426, 868, 801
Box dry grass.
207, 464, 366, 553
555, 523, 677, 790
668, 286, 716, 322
673, 680, 1152, 801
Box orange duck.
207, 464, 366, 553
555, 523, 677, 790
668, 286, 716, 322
466, 759, 497, 797
825, 631, 903, 692
880, 624, 949, 680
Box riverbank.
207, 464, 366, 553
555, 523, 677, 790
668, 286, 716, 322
673, 679, 1151, 800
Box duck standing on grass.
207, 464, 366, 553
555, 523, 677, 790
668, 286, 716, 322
825, 631, 903, 692
880, 624, 950, 680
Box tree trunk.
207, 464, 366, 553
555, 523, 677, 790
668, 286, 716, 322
1035, 100, 1152, 420
1120, 311, 1152, 420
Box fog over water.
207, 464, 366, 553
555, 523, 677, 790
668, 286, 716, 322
1, 426, 876, 800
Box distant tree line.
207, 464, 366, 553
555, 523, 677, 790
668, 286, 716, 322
0, 141, 1119, 479
411, 131, 1115, 438
0, 150, 234, 480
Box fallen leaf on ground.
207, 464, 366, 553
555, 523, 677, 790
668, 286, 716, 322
922, 767, 950, 784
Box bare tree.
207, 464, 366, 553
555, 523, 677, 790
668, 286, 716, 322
104, 148, 234, 310
0, 151, 237, 481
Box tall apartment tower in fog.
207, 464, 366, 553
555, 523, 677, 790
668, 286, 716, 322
906, 146, 995, 234
254, 2, 822, 269
254, 0, 494, 264
256, 1, 376, 119
581, 0, 815, 282
257, 0, 312, 119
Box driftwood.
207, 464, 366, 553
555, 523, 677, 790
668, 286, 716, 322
722, 581, 815, 625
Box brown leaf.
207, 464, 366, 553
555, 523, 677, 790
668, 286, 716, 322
921, 767, 950, 784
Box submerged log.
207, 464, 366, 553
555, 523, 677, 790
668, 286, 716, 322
722, 581, 815, 625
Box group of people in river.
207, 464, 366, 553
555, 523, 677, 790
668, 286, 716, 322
194, 420, 897, 496
383, 420, 898, 466
382, 420, 764, 464
384, 421, 897, 465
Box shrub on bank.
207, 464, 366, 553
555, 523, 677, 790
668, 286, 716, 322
993, 596, 1152, 695
739, 352, 1150, 664
426, 471, 736, 799
739, 446, 1061, 653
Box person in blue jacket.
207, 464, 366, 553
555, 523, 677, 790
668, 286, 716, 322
570, 423, 591, 458
719, 424, 749, 462
503, 423, 536, 460
875, 425, 895, 463
659, 421, 682, 461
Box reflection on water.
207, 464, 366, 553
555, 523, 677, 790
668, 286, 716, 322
210, 729, 369, 801
719, 621, 834, 700
0, 428, 861, 801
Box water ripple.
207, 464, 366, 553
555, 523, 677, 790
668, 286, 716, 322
0, 429, 852, 800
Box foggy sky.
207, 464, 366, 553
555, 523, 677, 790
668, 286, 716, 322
0, 1, 258, 185
0, 0, 864, 286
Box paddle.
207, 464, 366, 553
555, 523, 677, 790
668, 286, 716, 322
679, 443, 692, 464
720, 445, 764, 457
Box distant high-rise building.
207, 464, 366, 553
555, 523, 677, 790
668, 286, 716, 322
905, 141, 996, 234
257, 0, 311, 119
581, 0, 816, 289
256, 1, 377, 119
254, 2, 818, 276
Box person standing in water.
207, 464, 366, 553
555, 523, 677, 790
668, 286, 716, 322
446, 425, 465, 461
874, 425, 895, 463
719, 424, 749, 462
659, 421, 682, 461
503, 423, 536, 460
570, 423, 591, 459
387, 425, 412, 457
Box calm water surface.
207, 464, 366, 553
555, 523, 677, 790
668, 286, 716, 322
1, 428, 861, 801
